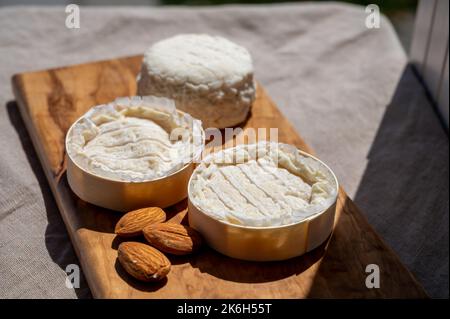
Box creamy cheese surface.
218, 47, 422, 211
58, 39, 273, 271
66, 96, 204, 182
137, 34, 256, 129
189, 142, 338, 227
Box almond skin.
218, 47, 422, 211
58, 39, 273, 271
143, 223, 202, 255
117, 242, 171, 282
115, 207, 166, 237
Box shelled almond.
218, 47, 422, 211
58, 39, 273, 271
114, 206, 204, 282
115, 207, 166, 237
143, 223, 203, 255
117, 242, 171, 282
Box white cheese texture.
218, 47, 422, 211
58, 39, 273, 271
189, 142, 338, 227
66, 96, 204, 182
137, 34, 256, 129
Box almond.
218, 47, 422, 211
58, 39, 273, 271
117, 242, 171, 282
143, 223, 202, 255
115, 207, 166, 237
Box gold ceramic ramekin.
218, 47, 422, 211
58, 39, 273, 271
187, 148, 339, 262
66, 110, 204, 212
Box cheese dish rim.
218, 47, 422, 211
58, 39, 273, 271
65, 108, 205, 184
187, 143, 339, 230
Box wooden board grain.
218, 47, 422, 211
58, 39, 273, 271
12, 55, 428, 298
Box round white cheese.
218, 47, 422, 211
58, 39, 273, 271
66, 96, 204, 182
189, 142, 338, 227
137, 34, 256, 129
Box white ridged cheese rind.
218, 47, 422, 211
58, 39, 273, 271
189, 142, 337, 227
66, 96, 204, 182
137, 34, 256, 128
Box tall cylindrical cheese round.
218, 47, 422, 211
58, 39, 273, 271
137, 34, 256, 129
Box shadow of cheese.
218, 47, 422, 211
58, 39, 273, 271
352, 65, 449, 298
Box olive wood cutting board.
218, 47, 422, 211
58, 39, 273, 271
12, 55, 427, 298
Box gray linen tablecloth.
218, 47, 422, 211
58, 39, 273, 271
0, 3, 448, 298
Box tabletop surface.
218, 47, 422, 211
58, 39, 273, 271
0, 4, 448, 298
12, 55, 427, 298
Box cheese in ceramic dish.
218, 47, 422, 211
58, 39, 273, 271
189, 142, 338, 227
137, 34, 256, 129
66, 96, 204, 182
